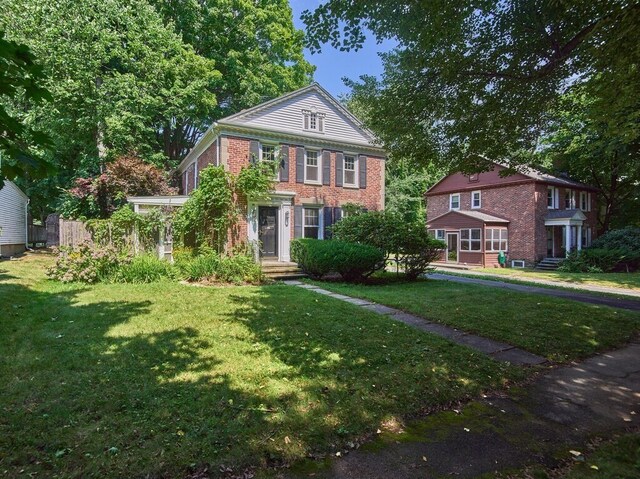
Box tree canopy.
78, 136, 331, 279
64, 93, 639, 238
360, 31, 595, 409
0, 30, 51, 183
302, 1, 640, 173
1, 0, 312, 216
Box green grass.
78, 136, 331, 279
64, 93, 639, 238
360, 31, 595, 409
0, 255, 524, 478
499, 432, 640, 478
307, 275, 640, 362
468, 267, 640, 292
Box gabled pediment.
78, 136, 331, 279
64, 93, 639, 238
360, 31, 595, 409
218, 83, 376, 147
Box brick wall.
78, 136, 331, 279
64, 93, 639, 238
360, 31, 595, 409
427, 182, 599, 264
224, 135, 385, 239
427, 183, 538, 262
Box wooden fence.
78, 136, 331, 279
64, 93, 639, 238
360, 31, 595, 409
59, 219, 92, 248
27, 225, 47, 244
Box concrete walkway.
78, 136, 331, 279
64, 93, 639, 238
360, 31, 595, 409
428, 273, 640, 312
433, 266, 640, 299
280, 342, 640, 479
284, 280, 546, 366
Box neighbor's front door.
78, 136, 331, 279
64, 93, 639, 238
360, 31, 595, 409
446, 233, 458, 263
259, 206, 278, 259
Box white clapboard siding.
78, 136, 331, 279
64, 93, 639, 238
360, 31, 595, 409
0, 181, 28, 246
228, 88, 374, 146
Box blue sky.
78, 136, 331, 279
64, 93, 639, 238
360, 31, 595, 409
289, 0, 396, 98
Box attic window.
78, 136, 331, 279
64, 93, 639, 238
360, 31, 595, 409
302, 109, 325, 133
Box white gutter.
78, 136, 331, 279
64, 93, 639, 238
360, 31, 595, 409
25, 198, 32, 251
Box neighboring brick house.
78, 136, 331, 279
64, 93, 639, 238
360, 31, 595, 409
425, 163, 599, 267
130, 83, 386, 262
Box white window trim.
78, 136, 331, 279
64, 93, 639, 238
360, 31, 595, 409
260, 142, 280, 181
301, 109, 326, 133
343, 153, 359, 188
450, 193, 461, 211
565, 190, 575, 209
471, 190, 481, 209
302, 206, 323, 239
304, 149, 322, 185
587, 193, 592, 212
547, 186, 559, 209
485, 228, 508, 252
460, 228, 482, 251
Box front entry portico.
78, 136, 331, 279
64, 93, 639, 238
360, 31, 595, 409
544, 209, 587, 257
247, 191, 296, 262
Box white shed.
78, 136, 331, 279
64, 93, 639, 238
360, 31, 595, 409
0, 180, 29, 257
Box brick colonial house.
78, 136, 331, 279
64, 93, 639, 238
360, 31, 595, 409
130, 83, 386, 262
425, 163, 599, 267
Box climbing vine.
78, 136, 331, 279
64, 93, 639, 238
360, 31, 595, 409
86, 205, 168, 252
173, 164, 275, 252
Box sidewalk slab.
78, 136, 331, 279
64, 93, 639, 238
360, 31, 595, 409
281, 342, 640, 479
286, 281, 547, 366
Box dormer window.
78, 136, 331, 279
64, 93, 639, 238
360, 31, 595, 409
302, 109, 325, 133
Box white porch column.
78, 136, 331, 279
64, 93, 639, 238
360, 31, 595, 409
577, 224, 583, 251
565, 224, 571, 257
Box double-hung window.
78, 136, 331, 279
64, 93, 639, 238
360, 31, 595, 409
434, 229, 446, 241
565, 190, 575, 209
485, 228, 508, 251
547, 186, 558, 209
303, 208, 319, 239
471, 190, 481, 208
460, 228, 481, 251
305, 150, 320, 183
261, 144, 279, 180
580, 191, 590, 211
344, 154, 357, 187
450, 193, 460, 210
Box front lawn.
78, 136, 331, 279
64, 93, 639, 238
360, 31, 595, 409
307, 275, 640, 362
0, 255, 523, 478
466, 267, 640, 292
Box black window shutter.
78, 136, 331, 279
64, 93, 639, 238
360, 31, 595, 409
333, 207, 342, 223
294, 206, 303, 238
323, 207, 333, 239
335, 152, 344, 187
296, 147, 305, 183
249, 140, 260, 165
359, 155, 367, 188
279, 145, 289, 182
322, 150, 331, 185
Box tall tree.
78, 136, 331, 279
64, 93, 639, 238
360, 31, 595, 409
302, 1, 640, 173
1, 0, 220, 171
541, 90, 640, 233
149, 0, 314, 124
0, 30, 51, 183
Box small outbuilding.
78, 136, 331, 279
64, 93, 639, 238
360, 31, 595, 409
0, 180, 29, 257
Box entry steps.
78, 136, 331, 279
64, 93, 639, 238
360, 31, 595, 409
535, 257, 564, 271
261, 261, 307, 280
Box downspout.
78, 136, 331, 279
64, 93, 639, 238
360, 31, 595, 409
25, 198, 33, 251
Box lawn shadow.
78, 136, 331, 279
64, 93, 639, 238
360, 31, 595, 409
223, 284, 517, 465
0, 277, 280, 478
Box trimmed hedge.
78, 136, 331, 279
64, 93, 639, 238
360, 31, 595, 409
559, 227, 640, 273
291, 238, 385, 281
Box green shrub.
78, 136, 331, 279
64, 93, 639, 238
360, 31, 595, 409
174, 252, 221, 281
398, 224, 446, 280
115, 254, 175, 283
291, 239, 385, 281
591, 227, 640, 253
331, 211, 445, 281
558, 248, 640, 273
174, 250, 262, 284
46, 243, 129, 283
217, 254, 263, 284
291, 238, 335, 279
